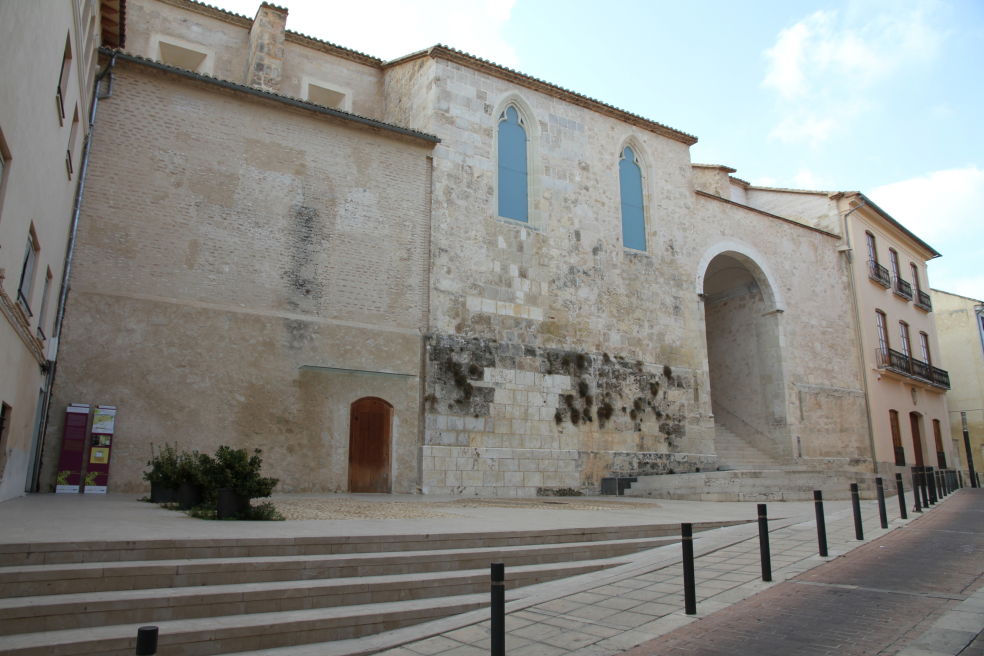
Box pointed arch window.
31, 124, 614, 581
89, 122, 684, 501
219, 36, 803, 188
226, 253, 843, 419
619, 146, 646, 251
497, 106, 529, 222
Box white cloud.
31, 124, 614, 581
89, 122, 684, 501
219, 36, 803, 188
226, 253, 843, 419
212, 0, 519, 66
869, 166, 984, 297
762, 2, 942, 145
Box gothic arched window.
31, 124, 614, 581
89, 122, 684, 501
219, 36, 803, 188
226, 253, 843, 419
619, 146, 646, 250
498, 106, 529, 222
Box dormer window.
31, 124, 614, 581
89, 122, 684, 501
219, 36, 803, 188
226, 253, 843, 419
152, 35, 212, 74
305, 82, 350, 111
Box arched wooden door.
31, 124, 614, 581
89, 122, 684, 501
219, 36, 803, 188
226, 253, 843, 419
909, 412, 925, 467
348, 397, 392, 493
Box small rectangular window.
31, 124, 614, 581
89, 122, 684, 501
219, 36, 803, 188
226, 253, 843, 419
307, 83, 347, 110
875, 310, 889, 352
17, 226, 40, 316
56, 34, 72, 123
158, 41, 208, 72
898, 321, 911, 358
919, 332, 931, 365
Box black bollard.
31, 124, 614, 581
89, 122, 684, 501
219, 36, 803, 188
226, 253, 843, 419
850, 483, 863, 540
958, 471, 964, 489
912, 470, 923, 513
920, 468, 931, 508
928, 467, 938, 504
895, 473, 907, 520
813, 490, 828, 557
136, 626, 158, 656
757, 504, 772, 582
681, 523, 696, 615
875, 478, 888, 529
490, 563, 504, 656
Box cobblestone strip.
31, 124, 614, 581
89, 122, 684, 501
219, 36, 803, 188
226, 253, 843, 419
375, 497, 910, 656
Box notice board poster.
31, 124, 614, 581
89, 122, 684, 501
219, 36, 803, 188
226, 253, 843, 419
55, 405, 90, 493
83, 406, 117, 494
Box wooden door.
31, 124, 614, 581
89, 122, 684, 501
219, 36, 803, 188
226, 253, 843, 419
348, 397, 392, 493
909, 412, 924, 467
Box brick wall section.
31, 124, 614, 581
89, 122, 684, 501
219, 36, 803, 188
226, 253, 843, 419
44, 62, 434, 493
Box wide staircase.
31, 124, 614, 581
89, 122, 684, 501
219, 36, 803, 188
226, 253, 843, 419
713, 424, 784, 471
623, 424, 876, 502
0, 522, 739, 655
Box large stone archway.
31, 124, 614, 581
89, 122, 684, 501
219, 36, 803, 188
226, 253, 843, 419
701, 251, 791, 462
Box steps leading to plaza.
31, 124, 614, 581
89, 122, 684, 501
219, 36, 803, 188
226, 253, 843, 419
713, 424, 785, 471
624, 469, 879, 501
0, 522, 742, 655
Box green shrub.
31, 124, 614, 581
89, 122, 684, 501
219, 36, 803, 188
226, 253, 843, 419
143, 443, 181, 488
207, 446, 278, 500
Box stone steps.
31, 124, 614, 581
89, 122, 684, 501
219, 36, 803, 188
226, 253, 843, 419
625, 470, 879, 501
0, 523, 742, 655
0, 561, 610, 635
714, 425, 784, 470
0, 594, 491, 656
0, 537, 675, 598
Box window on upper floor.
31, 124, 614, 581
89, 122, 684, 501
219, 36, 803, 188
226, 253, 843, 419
66, 105, 79, 179
0, 127, 9, 224
17, 225, 40, 317
889, 248, 900, 280
910, 263, 921, 294
875, 310, 889, 352
497, 105, 529, 223
56, 34, 72, 124
919, 331, 931, 365
36, 268, 53, 341
0, 402, 10, 480
898, 320, 911, 358
158, 39, 208, 73
306, 82, 349, 111
619, 146, 646, 251
865, 232, 878, 262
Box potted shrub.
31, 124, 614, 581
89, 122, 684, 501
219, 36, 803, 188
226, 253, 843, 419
209, 446, 278, 519
175, 450, 210, 510
144, 443, 180, 503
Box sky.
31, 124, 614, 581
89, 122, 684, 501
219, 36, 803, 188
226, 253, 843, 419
210, 0, 983, 299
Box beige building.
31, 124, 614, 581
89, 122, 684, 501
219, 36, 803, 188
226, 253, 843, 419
0, 0, 122, 501
715, 181, 955, 478
32, 0, 959, 497
931, 289, 983, 482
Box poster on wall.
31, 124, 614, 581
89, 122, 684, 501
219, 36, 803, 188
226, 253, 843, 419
55, 405, 90, 494
83, 405, 116, 494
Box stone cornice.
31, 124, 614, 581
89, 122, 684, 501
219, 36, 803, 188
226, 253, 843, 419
387, 46, 699, 146
157, 0, 251, 28
0, 272, 46, 366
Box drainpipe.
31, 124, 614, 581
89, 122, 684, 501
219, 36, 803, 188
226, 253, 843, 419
26, 54, 116, 492
840, 197, 879, 476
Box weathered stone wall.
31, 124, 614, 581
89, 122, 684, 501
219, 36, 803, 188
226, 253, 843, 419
43, 63, 433, 493
381, 54, 870, 494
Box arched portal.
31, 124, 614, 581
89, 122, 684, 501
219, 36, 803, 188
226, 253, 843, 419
701, 251, 790, 461
348, 397, 392, 493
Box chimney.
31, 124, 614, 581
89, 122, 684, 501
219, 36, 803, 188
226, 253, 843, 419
245, 3, 288, 92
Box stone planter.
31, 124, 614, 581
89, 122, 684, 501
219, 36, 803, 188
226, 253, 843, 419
149, 481, 177, 504
176, 482, 202, 510
217, 488, 250, 519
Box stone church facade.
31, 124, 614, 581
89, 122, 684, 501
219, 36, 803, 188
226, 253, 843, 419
41, 0, 888, 496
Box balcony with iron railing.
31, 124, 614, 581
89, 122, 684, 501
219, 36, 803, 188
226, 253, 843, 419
915, 289, 932, 311
868, 260, 891, 287
892, 276, 913, 300
875, 347, 950, 389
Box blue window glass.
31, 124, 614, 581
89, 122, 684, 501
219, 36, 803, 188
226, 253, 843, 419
619, 146, 646, 250
498, 106, 529, 222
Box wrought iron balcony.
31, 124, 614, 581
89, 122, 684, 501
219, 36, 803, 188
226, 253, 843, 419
868, 260, 890, 287
915, 290, 932, 311
875, 347, 950, 389
893, 276, 913, 300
